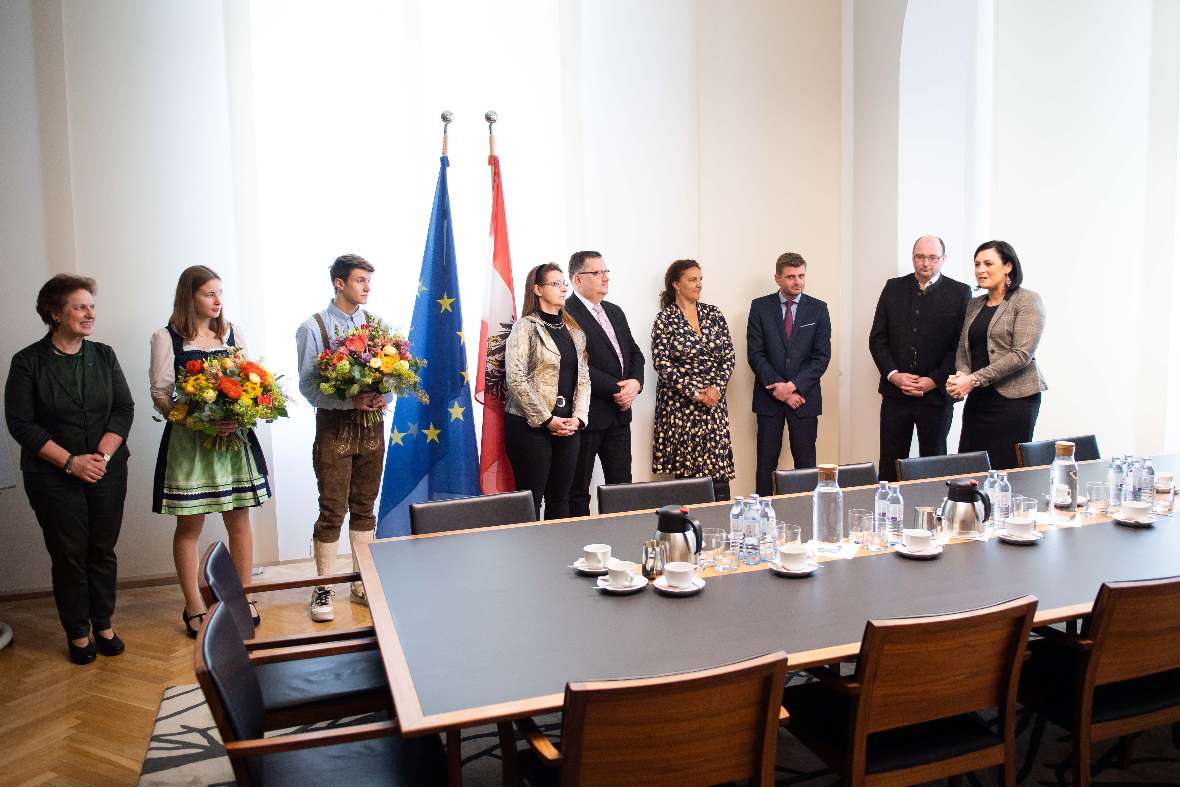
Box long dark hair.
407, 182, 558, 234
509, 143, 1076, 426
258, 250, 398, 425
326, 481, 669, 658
974, 240, 1023, 298
521, 263, 579, 331
659, 259, 701, 309
170, 265, 228, 340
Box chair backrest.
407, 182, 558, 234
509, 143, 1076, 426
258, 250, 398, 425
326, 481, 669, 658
596, 478, 715, 515
409, 490, 536, 535
853, 596, 1036, 735
895, 450, 991, 482
1016, 434, 1100, 467
1084, 576, 1180, 686
558, 651, 789, 786
773, 462, 879, 495
198, 541, 255, 641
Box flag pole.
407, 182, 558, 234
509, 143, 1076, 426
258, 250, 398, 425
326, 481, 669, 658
441, 110, 453, 155
485, 110, 498, 156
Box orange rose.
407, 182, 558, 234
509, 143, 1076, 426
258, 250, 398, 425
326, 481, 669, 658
185, 359, 205, 374
218, 376, 243, 400
344, 334, 368, 352
257, 393, 273, 407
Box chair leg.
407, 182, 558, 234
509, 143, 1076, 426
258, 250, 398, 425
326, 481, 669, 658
1073, 732, 1092, 787
1000, 760, 1015, 787
498, 721, 519, 786
446, 728, 462, 787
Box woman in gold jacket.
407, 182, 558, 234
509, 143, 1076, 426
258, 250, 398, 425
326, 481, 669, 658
504, 263, 590, 518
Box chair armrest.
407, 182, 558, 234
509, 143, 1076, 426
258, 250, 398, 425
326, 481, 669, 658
244, 626, 375, 651
515, 717, 562, 764
805, 666, 861, 695
224, 719, 399, 757
248, 636, 378, 665
244, 572, 360, 594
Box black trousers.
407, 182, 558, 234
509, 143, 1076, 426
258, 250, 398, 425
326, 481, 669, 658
23, 464, 127, 639
878, 396, 955, 482
504, 414, 581, 520
959, 387, 1042, 471
569, 422, 633, 516
755, 412, 818, 496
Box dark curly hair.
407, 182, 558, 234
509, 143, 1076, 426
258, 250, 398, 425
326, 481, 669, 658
659, 259, 700, 309
36, 274, 96, 326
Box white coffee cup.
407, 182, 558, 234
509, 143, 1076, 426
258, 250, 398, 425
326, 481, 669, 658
583, 543, 611, 568
1156, 472, 1174, 490
902, 528, 933, 552
663, 561, 695, 589
778, 543, 809, 571
1005, 516, 1035, 537
607, 559, 636, 588
1120, 500, 1152, 522
1051, 483, 1072, 506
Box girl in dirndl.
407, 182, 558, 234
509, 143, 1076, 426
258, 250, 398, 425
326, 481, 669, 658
150, 266, 270, 638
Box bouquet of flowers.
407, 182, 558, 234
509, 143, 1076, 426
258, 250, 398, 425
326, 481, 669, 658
166, 350, 290, 450
316, 312, 428, 427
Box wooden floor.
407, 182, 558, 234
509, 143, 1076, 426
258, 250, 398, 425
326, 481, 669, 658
0, 556, 370, 787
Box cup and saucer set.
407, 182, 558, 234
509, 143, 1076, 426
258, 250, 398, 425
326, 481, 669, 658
652, 561, 705, 596
894, 528, 944, 560
996, 515, 1043, 546
571, 543, 612, 576
1111, 501, 1162, 528
768, 543, 820, 577
594, 560, 648, 595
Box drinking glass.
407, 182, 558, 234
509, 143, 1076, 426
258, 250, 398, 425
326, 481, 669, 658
847, 508, 869, 544
863, 514, 887, 552
1156, 479, 1175, 514
700, 528, 725, 567
715, 539, 739, 572
1085, 483, 1108, 517
1011, 495, 1037, 520
778, 523, 802, 547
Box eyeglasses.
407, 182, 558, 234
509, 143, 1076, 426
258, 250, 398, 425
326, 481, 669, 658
576, 269, 610, 278
913, 254, 944, 263
539, 280, 570, 289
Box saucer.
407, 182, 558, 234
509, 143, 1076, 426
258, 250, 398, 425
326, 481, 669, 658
1113, 514, 1159, 528
571, 557, 609, 576
767, 561, 819, 578
895, 543, 943, 560
595, 575, 646, 594
652, 576, 705, 596
997, 531, 1042, 545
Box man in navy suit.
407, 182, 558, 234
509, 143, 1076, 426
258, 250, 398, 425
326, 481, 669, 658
747, 252, 832, 496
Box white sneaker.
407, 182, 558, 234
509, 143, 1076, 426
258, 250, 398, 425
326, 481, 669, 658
309, 585, 335, 622
349, 581, 368, 606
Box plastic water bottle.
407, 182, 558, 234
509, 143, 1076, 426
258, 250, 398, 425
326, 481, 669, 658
1106, 456, 1125, 508
1049, 441, 1079, 523
981, 471, 999, 520
758, 499, 778, 562
873, 481, 890, 540
1125, 458, 1142, 503
742, 495, 762, 565
994, 472, 1013, 527
1140, 459, 1156, 506
886, 484, 904, 545
813, 464, 844, 554
728, 496, 744, 549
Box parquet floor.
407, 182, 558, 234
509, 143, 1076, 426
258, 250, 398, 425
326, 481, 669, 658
0, 556, 370, 787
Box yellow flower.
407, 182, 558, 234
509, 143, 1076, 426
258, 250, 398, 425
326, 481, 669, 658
396, 359, 409, 370
242, 381, 262, 398
319, 382, 335, 395
247, 372, 261, 384
202, 388, 218, 403
369, 357, 382, 369
381, 355, 397, 373
382, 345, 396, 355
167, 403, 188, 422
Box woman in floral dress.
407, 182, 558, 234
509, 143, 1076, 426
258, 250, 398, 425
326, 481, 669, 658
650, 259, 735, 501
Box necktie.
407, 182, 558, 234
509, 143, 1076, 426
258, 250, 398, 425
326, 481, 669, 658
592, 303, 625, 374
783, 299, 794, 341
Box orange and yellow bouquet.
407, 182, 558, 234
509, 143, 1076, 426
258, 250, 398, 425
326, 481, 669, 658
316, 312, 428, 427
167, 349, 290, 449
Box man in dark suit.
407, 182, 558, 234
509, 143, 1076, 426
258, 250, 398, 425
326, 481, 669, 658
868, 235, 971, 482
565, 251, 646, 516
747, 252, 832, 496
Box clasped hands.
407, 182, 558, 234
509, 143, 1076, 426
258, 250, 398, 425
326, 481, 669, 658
888, 372, 936, 398
69, 453, 109, 483
694, 385, 722, 409
351, 391, 387, 412
944, 372, 975, 400
546, 416, 581, 437
766, 381, 806, 410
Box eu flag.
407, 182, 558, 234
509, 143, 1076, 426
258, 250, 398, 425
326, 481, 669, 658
377, 156, 480, 536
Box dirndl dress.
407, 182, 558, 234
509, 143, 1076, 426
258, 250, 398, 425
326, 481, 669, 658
151, 325, 271, 515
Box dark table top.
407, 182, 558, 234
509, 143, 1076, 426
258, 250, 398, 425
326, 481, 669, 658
358, 456, 1178, 734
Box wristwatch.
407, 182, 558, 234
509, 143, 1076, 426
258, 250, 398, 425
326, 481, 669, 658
100, 452, 112, 462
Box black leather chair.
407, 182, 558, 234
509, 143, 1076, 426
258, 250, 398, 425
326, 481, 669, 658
896, 451, 991, 482
1016, 434, 1100, 467
198, 541, 389, 730
409, 489, 536, 535
773, 462, 879, 495
196, 602, 447, 787
596, 478, 715, 515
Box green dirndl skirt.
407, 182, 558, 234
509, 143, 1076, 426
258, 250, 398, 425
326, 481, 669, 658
152, 422, 271, 515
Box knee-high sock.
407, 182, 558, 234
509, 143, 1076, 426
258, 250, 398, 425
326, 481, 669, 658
313, 538, 338, 578
348, 529, 374, 573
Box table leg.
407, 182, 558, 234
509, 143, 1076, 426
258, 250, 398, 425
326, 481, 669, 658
446, 728, 463, 787
498, 721, 519, 786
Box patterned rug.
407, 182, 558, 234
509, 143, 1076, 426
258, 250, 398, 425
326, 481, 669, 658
140, 684, 1180, 785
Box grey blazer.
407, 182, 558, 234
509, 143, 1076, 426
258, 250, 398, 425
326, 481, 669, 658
955, 287, 1048, 399
504, 313, 591, 428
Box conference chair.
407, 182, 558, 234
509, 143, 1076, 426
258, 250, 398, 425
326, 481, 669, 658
410, 489, 536, 535
506, 651, 789, 786
596, 477, 716, 514
773, 462, 879, 495
197, 541, 389, 730
896, 450, 991, 482
782, 596, 1037, 786
195, 602, 447, 787
1018, 576, 1180, 787
1016, 434, 1100, 467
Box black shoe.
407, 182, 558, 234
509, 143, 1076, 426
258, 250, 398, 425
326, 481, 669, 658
68, 638, 97, 665
248, 600, 261, 627
95, 631, 125, 657
182, 608, 207, 639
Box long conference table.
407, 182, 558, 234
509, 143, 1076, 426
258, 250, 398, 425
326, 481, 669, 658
356, 456, 1178, 738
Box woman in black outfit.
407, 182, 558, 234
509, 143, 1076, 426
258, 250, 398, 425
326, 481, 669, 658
503, 263, 590, 518
5, 275, 134, 664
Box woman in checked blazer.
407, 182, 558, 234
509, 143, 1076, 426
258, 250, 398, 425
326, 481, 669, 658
945, 240, 1047, 470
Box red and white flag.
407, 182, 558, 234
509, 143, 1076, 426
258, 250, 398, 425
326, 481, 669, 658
476, 154, 517, 494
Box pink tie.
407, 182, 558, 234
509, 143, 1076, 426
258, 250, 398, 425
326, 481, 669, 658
783, 300, 794, 341
592, 304, 625, 374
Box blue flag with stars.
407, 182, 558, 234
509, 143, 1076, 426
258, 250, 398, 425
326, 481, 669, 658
377, 156, 480, 536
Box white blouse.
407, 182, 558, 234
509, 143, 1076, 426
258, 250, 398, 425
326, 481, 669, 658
149, 325, 245, 415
